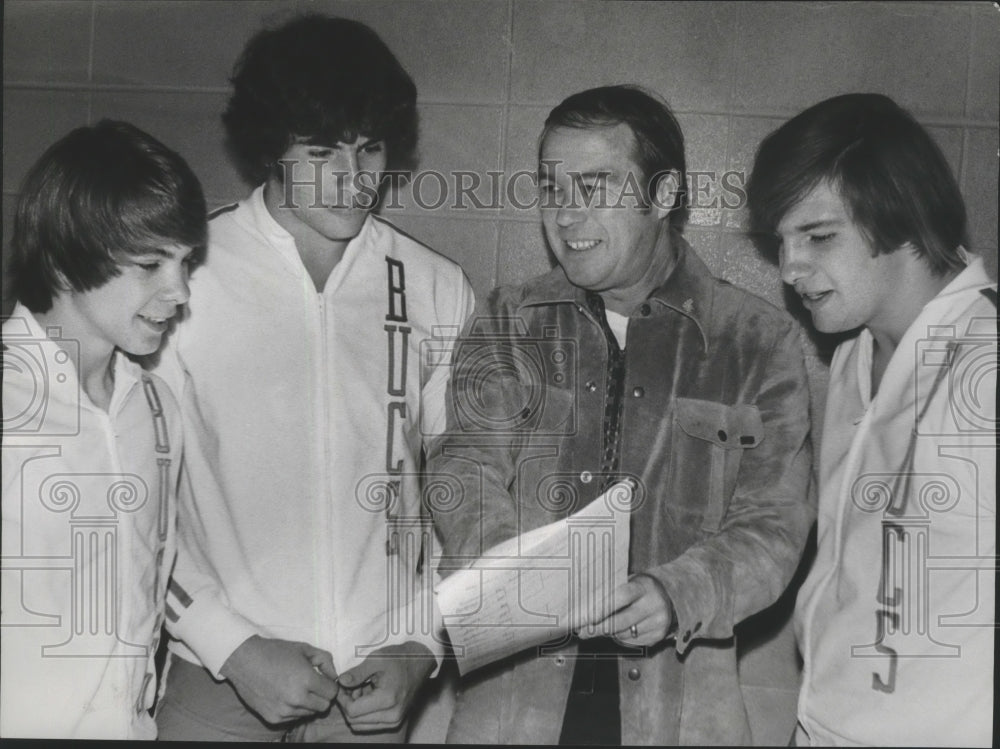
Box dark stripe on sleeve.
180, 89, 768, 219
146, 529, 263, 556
169, 579, 193, 608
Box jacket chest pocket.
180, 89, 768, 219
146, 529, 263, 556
669, 398, 763, 533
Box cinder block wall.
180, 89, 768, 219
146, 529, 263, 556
3, 1, 997, 744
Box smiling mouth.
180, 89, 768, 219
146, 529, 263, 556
138, 314, 172, 327
565, 240, 602, 251
800, 290, 832, 305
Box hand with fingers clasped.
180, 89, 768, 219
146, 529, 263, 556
335, 641, 435, 732
219, 635, 339, 726
578, 573, 676, 648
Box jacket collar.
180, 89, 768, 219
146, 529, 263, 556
240, 183, 379, 279
515, 230, 712, 349
6, 302, 144, 413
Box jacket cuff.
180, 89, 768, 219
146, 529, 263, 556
645, 551, 733, 655
169, 595, 263, 678
393, 634, 445, 679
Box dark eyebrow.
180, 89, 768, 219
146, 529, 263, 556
132, 246, 189, 260
794, 219, 843, 233
574, 170, 613, 182
307, 138, 383, 152
537, 168, 616, 181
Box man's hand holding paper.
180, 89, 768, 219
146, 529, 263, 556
576, 573, 676, 647
435, 480, 634, 675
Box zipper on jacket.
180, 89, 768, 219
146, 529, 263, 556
315, 293, 337, 660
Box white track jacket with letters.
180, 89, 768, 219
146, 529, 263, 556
795, 258, 996, 746
157, 187, 475, 678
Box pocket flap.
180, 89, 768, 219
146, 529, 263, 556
674, 398, 763, 448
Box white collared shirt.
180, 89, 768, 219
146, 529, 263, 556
2, 304, 181, 738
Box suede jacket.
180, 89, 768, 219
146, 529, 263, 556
428, 235, 814, 745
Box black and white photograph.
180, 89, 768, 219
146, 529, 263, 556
2, 1, 996, 745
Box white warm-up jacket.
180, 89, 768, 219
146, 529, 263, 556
795, 258, 996, 746
157, 187, 475, 677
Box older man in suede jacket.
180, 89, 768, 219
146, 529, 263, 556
427, 85, 814, 745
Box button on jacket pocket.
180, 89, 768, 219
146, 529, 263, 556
670, 398, 764, 533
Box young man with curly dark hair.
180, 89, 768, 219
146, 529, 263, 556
152, 14, 474, 742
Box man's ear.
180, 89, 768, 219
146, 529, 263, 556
652, 170, 683, 221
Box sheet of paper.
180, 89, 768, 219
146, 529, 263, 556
435, 480, 634, 675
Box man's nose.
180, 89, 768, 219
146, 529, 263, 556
337, 151, 378, 196
343, 150, 362, 179
163, 264, 191, 305
779, 242, 810, 286
555, 203, 586, 228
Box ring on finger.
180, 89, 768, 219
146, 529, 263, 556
629, 624, 638, 638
